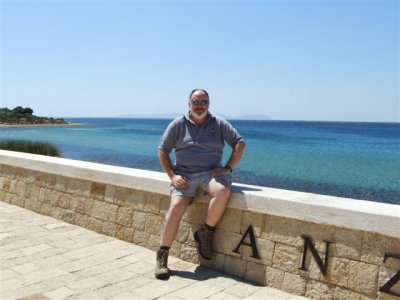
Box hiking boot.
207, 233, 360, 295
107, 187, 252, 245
155, 248, 170, 279
194, 226, 214, 260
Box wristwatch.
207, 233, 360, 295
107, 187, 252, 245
225, 164, 233, 173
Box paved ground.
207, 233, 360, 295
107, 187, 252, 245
0, 202, 308, 300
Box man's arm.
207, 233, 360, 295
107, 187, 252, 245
225, 141, 246, 170
158, 149, 189, 189
210, 141, 246, 177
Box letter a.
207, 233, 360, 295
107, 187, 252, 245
233, 225, 261, 259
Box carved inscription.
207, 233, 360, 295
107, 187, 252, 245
299, 235, 332, 276
379, 252, 400, 297
232, 225, 260, 259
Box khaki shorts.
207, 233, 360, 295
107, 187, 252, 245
170, 171, 232, 198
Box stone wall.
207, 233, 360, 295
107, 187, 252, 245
0, 150, 399, 299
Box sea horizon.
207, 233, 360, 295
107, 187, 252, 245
1, 117, 399, 205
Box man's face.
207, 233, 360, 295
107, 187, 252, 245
189, 91, 209, 119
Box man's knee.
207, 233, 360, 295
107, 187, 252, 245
214, 185, 231, 200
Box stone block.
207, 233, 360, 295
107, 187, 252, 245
241, 211, 264, 237
63, 210, 76, 224
133, 230, 150, 247
159, 194, 171, 215
34, 173, 47, 188
281, 272, 306, 296
69, 196, 85, 214
176, 221, 192, 243
334, 287, 363, 300
46, 174, 57, 189
2, 179, 11, 191
38, 188, 46, 202
213, 229, 242, 257
90, 182, 106, 200
147, 234, 160, 251
28, 184, 41, 201
132, 210, 146, 231
180, 244, 199, 264
169, 241, 182, 257
91, 200, 111, 221
245, 261, 266, 285
224, 255, 246, 278
263, 215, 304, 247
265, 266, 284, 289
84, 197, 94, 215
305, 280, 335, 300
75, 214, 88, 228
145, 214, 164, 236
102, 222, 117, 237
116, 226, 134, 243
116, 206, 133, 227
59, 193, 71, 209
182, 201, 206, 225
83, 181, 92, 197
348, 260, 379, 297
332, 228, 363, 260
322, 257, 350, 288
66, 178, 84, 196
143, 193, 161, 213
25, 198, 41, 213
218, 208, 242, 233
242, 237, 274, 265
55, 175, 68, 192
50, 190, 61, 206
16, 181, 27, 196
40, 203, 53, 216
18, 169, 36, 184
119, 188, 145, 210
44, 188, 53, 204
87, 217, 104, 234
2, 165, 17, 178
51, 207, 65, 220
213, 252, 226, 272
104, 185, 115, 203
272, 243, 301, 273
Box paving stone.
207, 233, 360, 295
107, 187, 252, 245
0, 201, 308, 300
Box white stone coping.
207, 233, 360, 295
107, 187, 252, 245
1, 150, 399, 238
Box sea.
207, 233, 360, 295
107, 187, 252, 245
1, 118, 399, 205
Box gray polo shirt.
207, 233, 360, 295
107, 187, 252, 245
158, 112, 244, 174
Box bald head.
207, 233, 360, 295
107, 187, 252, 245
189, 89, 209, 101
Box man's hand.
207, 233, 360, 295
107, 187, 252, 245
210, 167, 231, 177
171, 175, 189, 189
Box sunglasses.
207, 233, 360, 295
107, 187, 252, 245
191, 100, 209, 106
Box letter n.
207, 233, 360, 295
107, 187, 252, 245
299, 235, 332, 276
379, 252, 400, 297
233, 225, 261, 259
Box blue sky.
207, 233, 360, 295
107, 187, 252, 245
1, 0, 399, 122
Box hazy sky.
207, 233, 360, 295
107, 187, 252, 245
1, 0, 399, 122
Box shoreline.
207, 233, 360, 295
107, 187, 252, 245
0, 122, 83, 128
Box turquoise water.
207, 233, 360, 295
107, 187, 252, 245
1, 118, 399, 204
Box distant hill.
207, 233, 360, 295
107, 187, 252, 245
115, 113, 271, 120
0, 106, 68, 125
230, 114, 271, 120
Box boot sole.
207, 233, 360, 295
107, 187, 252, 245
194, 232, 212, 260
155, 271, 170, 280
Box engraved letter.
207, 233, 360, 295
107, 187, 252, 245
380, 252, 400, 297
299, 235, 332, 276
233, 225, 260, 259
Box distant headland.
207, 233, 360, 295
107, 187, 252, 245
0, 106, 73, 127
